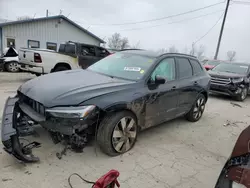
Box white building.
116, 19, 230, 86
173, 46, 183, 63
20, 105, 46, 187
0, 15, 104, 54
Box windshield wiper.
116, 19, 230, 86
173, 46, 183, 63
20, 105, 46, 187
224, 71, 235, 73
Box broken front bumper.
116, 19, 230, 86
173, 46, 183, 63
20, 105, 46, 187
210, 83, 243, 97
1, 97, 40, 162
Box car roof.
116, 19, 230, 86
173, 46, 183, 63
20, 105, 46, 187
221, 62, 250, 66
119, 50, 197, 59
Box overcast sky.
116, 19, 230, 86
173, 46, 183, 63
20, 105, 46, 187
1, 0, 250, 61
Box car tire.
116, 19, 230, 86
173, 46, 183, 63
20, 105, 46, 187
185, 93, 206, 122
97, 111, 138, 156
5, 61, 20, 72
235, 86, 248, 101
53, 66, 69, 72
35, 73, 41, 77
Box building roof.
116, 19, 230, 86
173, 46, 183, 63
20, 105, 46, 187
0, 15, 104, 43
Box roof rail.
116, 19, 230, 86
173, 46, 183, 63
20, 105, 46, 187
119, 48, 144, 51
158, 52, 197, 58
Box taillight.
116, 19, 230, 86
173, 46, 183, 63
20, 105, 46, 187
34, 53, 42, 63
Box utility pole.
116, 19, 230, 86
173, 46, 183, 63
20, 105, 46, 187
46, 9, 48, 17
214, 0, 230, 59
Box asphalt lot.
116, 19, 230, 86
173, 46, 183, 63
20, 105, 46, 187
0, 72, 249, 188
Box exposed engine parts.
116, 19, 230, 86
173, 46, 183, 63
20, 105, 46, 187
51, 131, 89, 159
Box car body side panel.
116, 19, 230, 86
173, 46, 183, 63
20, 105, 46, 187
146, 81, 179, 126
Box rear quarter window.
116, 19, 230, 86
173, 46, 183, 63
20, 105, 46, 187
190, 59, 204, 75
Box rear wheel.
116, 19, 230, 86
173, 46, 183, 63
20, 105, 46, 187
53, 66, 69, 72
235, 87, 248, 101
97, 111, 138, 156
5, 61, 20, 72
185, 94, 206, 122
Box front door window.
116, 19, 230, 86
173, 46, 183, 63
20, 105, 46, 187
151, 58, 176, 82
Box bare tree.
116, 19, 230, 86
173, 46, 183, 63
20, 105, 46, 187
182, 46, 189, 54
168, 45, 178, 53
120, 37, 129, 50
108, 33, 121, 49
157, 48, 167, 55
196, 45, 205, 60
227, 51, 236, 61
108, 33, 130, 50
189, 43, 196, 56
131, 41, 141, 49
17, 16, 32, 21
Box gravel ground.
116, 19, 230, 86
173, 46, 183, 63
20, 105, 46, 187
0, 72, 249, 188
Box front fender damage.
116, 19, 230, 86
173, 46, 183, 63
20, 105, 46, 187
1, 97, 103, 163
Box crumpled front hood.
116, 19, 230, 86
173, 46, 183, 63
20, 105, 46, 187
18, 69, 135, 107
208, 71, 245, 79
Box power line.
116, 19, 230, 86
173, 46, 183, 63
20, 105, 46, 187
231, 0, 250, 5
117, 9, 224, 32
193, 13, 224, 45
84, 1, 226, 26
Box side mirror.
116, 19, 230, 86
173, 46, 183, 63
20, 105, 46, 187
155, 75, 166, 84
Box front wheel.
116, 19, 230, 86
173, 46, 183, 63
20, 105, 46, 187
185, 94, 206, 122
5, 61, 20, 72
97, 111, 138, 156
235, 87, 248, 101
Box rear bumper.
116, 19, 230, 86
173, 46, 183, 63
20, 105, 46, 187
209, 83, 243, 97
1, 97, 40, 162
19, 62, 45, 74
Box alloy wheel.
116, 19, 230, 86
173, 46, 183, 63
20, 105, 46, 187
112, 117, 137, 153
193, 97, 205, 120
241, 88, 247, 100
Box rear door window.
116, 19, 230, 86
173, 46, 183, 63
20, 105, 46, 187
81, 45, 96, 56
96, 47, 109, 57
189, 59, 203, 75
176, 57, 193, 79
64, 44, 76, 54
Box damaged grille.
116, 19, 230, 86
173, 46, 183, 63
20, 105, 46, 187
19, 93, 45, 116
211, 76, 230, 85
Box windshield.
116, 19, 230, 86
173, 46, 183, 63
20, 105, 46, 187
88, 53, 155, 80
206, 61, 220, 66
211, 63, 249, 74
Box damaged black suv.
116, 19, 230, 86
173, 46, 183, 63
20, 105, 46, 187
209, 62, 250, 101
1, 50, 210, 162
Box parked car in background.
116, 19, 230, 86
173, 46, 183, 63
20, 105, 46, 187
203, 60, 222, 70
18, 41, 110, 76
1, 50, 210, 162
215, 125, 250, 188
0, 47, 20, 72
208, 62, 250, 101
201, 59, 208, 65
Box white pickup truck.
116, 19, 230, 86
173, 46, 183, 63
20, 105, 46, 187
18, 41, 110, 76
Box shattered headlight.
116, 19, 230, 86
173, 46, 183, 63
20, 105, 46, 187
231, 77, 244, 83
46, 105, 96, 118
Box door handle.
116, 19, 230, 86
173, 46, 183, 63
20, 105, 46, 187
171, 86, 176, 90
